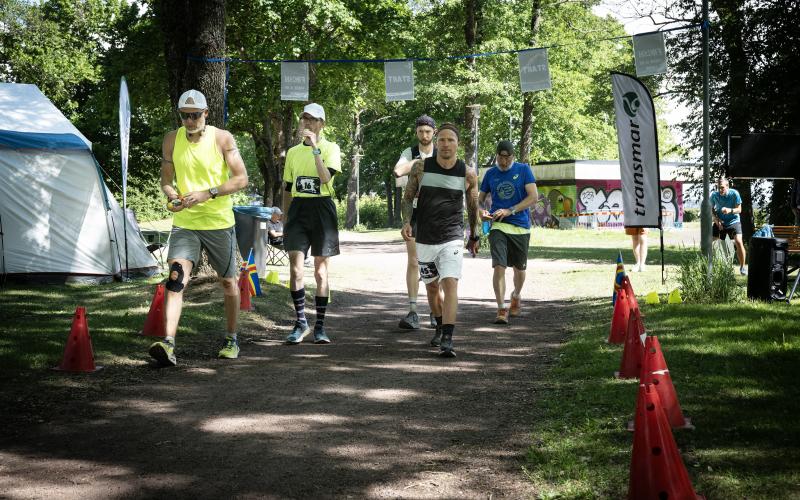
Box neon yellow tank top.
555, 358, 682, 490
172, 126, 234, 230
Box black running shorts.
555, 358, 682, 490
489, 229, 530, 270
284, 197, 340, 257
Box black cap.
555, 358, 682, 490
496, 140, 514, 155
416, 114, 436, 128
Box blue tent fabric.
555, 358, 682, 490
0, 130, 89, 151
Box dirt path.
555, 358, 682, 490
0, 234, 574, 499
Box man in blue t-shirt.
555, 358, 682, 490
711, 176, 747, 275
478, 140, 539, 324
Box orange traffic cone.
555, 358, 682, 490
641, 336, 693, 429
54, 306, 102, 373
609, 288, 630, 344
238, 270, 254, 311
141, 284, 166, 337
628, 384, 704, 499
615, 311, 644, 379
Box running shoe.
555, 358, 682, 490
430, 325, 442, 347
286, 321, 311, 344
740, 266, 747, 275
314, 327, 331, 344
218, 335, 239, 359
509, 295, 521, 317
149, 339, 177, 367
494, 308, 509, 324
398, 311, 420, 330
439, 331, 456, 358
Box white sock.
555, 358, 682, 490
409, 301, 417, 312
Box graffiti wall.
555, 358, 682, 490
533, 185, 577, 228
574, 180, 683, 228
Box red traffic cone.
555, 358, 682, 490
615, 311, 644, 379
641, 336, 693, 429
630, 306, 645, 338
54, 306, 102, 373
238, 270, 254, 311
141, 284, 166, 337
609, 288, 630, 344
623, 276, 641, 315
628, 384, 704, 499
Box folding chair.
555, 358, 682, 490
266, 240, 289, 266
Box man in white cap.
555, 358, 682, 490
282, 103, 342, 345
148, 89, 248, 367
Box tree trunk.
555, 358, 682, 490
385, 177, 395, 227
717, 1, 753, 241
345, 110, 363, 229
519, 0, 543, 163
394, 186, 402, 226
155, 0, 226, 127
462, 0, 482, 170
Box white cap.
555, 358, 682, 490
302, 103, 325, 121
177, 89, 207, 110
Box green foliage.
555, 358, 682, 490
126, 177, 170, 222
335, 195, 389, 230
684, 208, 700, 222
678, 247, 744, 303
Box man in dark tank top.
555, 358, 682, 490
400, 123, 481, 357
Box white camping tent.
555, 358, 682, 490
0, 83, 157, 281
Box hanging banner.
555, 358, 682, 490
518, 48, 551, 92
633, 32, 667, 77
119, 76, 130, 210
611, 72, 661, 228
384, 61, 414, 102
281, 62, 309, 101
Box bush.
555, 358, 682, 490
126, 177, 170, 222
335, 195, 390, 230
683, 208, 700, 223
678, 246, 745, 303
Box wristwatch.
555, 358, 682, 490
510, 206, 517, 215
312, 148, 322, 156
209, 186, 219, 199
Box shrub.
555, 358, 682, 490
126, 177, 170, 222
678, 246, 745, 303
335, 196, 390, 230
683, 208, 700, 223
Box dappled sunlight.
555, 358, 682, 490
363, 362, 481, 373
94, 399, 179, 415
184, 367, 217, 376
199, 413, 353, 434
317, 386, 424, 403
325, 365, 365, 372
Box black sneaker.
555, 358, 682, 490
439, 331, 456, 358
398, 311, 420, 330
430, 325, 442, 347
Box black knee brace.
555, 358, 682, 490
166, 262, 185, 292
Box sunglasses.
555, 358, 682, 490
179, 110, 205, 120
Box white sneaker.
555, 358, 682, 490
639, 264, 646, 272
740, 266, 747, 275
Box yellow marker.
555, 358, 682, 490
668, 288, 683, 304
645, 291, 660, 304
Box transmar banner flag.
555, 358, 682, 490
385, 61, 414, 102
281, 62, 309, 101
611, 72, 661, 228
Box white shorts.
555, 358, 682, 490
416, 239, 463, 284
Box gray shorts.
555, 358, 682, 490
167, 226, 238, 278
489, 230, 530, 270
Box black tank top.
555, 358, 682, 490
415, 157, 466, 245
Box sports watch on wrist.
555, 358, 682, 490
209, 186, 219, 199
510, 206, 517, 215
312, 148, 322, 156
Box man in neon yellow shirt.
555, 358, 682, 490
148, 89, 248, 367
282, 103, 341, 345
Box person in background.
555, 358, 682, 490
711, 176, 747, 275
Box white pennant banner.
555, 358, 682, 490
518, 48, 551, 92
384, 61, 415, 102
633, 32, 667, 77
281, 62, 309, 101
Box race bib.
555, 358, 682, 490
419, 261, 439, 280
295, 176, 321, 195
